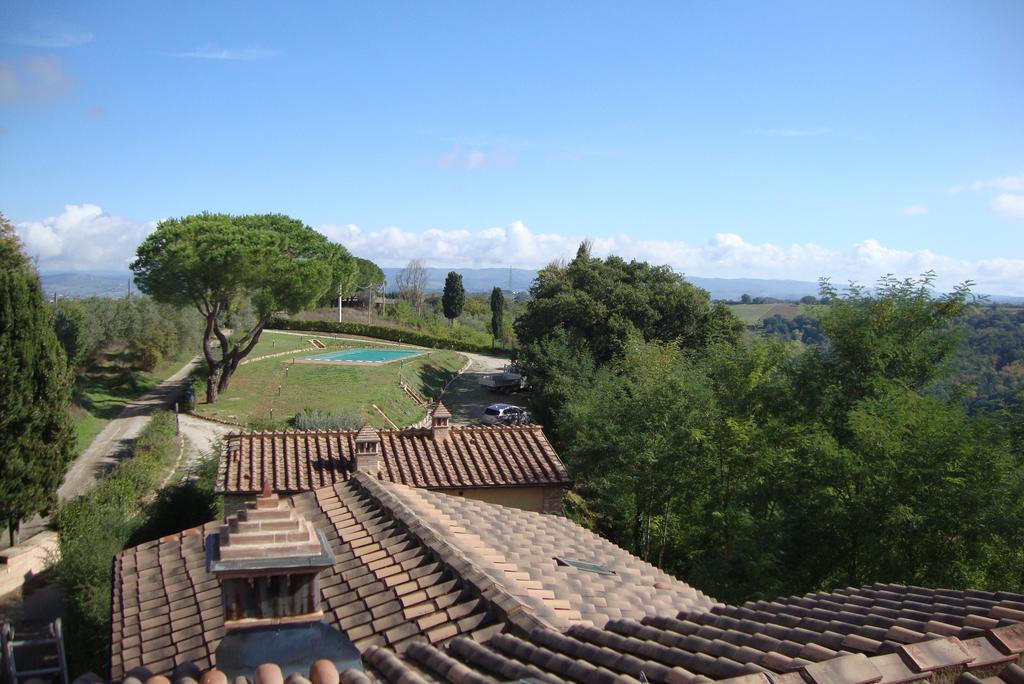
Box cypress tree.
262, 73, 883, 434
490, 286, 505, 345
441, 271, 465, 327
0, 214, 75, 546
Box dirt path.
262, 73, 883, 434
177, 414, 234, 475
1, 358, 201, 552
438, 352, 518, 425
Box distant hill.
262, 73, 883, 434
381, 267, 538, 294
40, 272, 133, 299
42, 268, 1024, 303
382, 266, 824, 300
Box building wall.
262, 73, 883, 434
436, 486, 565, 515
225, 485, 566, 518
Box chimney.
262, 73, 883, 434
431, 402, 451, 442
353, 423, 382, 474
208, 480, 334, 628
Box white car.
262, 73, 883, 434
481, 403, 524, 425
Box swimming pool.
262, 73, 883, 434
303, 348, 422, 363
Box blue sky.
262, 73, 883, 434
1, 1, 1022, 292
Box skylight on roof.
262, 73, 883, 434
554, 556, 615, 575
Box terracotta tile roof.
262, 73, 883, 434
110, 473, 706, 680
216, 424, 572, 494
340, 583, 1024, 684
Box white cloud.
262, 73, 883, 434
437, 145, 515, 171
14, 204, 1024, 295
902, 205, 928, 216
991, 194, 1024, 220
167, 47, 277, 60
320, 221, 1024, 295
0, 56, 74, 105
949, 173, 1024, 194
15, 204, 156, 273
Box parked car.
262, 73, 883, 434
481, 403, 524, 425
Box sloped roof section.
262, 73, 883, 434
353, 583, 1024, 683
216, 425, 572, 494
110, 473, 707, 679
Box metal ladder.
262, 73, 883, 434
1, 619, 68, 684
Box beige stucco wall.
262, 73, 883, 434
435, 486, 564, 515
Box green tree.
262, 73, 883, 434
515, 246, 741, 427
441, 271, 465, 327
0, 214, 76, 545
53, 298, 103, 370
516, 247, 741, 366
132, 213, 358, 403
490, 286, 505, 345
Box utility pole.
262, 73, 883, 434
357, 283, 374, 324
338, 292, 343, 323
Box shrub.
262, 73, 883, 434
53, 411, 180, 677
292, 407, 364, 431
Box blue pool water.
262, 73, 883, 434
305, 348, 421, 363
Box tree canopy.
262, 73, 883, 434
516, 246, 741, 365
131, 213, 360, 402
0, 214, 75, 545
552, 273, 1024, 601
515, 245, 741, 424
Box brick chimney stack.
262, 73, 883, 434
208, 482, 334, 627
354, 424, 382, 474
431, 402, 451, 442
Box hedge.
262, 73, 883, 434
268, 316, 508, 355
53, 411, 181, 677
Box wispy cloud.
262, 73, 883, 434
437, 145, 515, 171
748, 127, 831, 138
167, 46, 277, 61
949, 173, 1024, 194
84, 104, 106, 119
902, 205, 929, 217
0, 56, 74, 105
991, 194, 1024, 220
0, 23, 93, 49
948, 172, 1024, 221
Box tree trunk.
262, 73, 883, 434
206, 373, 219, 404
215, 321, 267, 396
8, 518, 19, 547
201, 307, 221, 404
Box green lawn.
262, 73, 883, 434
71, 349, 196, 453
195, 331, 466, 429
727, 303, 816, 326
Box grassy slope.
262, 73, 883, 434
195, 330, 466, 428
70, 349, 196, 453
728, 303, 815, 325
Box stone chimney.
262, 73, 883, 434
353, 423, 382, 474
208, 480, 334, 628
430, 402, 451, 442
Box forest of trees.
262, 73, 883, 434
517, 250, 1024, 602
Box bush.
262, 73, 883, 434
269, 316, 505, 355
292, 407, 364, 431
